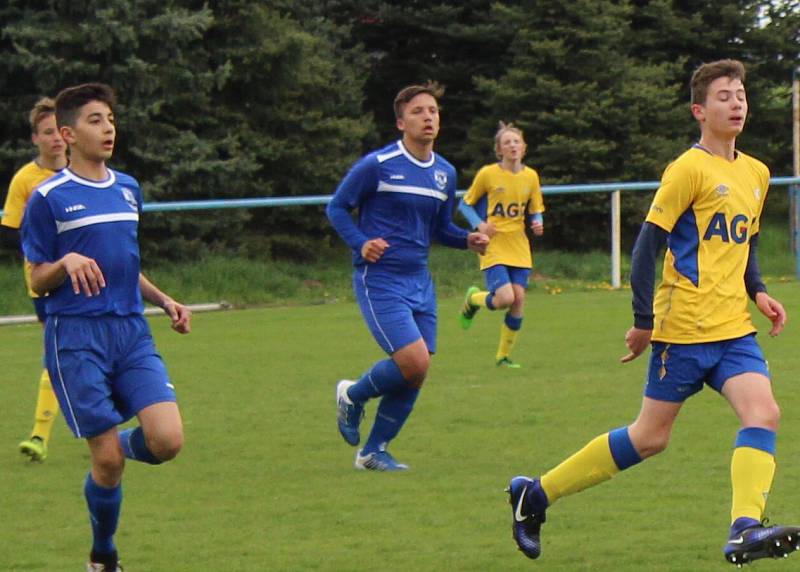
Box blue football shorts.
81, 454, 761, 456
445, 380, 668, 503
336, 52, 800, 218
32, 297, 47, 323
483, 264, 531, 292
353, 265, 437, 355
44, 314, 177, 438
644, 333, 770, 403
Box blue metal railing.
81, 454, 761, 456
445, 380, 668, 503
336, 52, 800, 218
4, 176, 800, 281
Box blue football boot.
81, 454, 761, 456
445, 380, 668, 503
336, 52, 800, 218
506, 476, 547, 559
724, 519, 800, 567
336, 380, 364, 446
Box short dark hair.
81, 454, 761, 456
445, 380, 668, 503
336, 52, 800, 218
690, 59, 746, 105
393, 81, 444, 119
55, 82, 115, 128
29, 97, 56, 134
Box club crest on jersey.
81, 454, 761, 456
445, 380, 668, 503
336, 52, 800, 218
434, 169, 448, 190
715, 184, 729, 197
121, 187, 138, 211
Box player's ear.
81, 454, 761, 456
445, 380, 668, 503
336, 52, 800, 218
690, 103, 705, 123
60, 125, 76, 146
396, 117, 405, 133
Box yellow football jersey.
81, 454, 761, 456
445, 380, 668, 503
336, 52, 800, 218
462, 163, 545, 270
2, 161, 58, 298
646, 146, 769, 343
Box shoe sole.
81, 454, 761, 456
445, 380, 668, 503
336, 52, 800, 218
726, 529, 800, 567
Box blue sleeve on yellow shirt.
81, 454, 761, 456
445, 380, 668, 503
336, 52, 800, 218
458, 199, 483, 229
744, 233, 767, 301
630, 221, 668, 329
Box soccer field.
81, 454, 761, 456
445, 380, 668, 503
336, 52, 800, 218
2, 284, 799, 571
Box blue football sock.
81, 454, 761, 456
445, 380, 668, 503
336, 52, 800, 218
486, 292, 496, 310
362, 386, 419, 453
119, 427, 162, 465
504, 313, 523, 331
347, 358, 407, 404
84, 473, 122, 555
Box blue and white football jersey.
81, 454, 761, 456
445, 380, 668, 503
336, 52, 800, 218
22, 168, 145, 317
327, 140, 468, 272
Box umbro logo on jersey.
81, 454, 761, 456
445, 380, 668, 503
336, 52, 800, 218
65, 204, 87, 213
715, 184, 729, 197
389, 174, 406, 180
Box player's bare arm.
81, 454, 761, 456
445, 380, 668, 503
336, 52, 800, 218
467, 232, 490, 255
30, 252, 106, 297
755, 291, 787, 337
139, 274, 192, 334
530, 219, 544, 236
360, 238, 389, 263
620, 326, 652, 363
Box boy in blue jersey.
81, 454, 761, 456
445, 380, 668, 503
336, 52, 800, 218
507, 60, 800, 566
327, 82, 489, 471
21, 83, 192, 572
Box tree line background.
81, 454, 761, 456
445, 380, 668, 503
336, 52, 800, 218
1, 0, 798, 261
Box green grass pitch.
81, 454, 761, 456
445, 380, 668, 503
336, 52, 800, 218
1, 284, 799, 571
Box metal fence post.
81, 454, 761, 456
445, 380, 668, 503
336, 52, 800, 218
611, 190, 621, 288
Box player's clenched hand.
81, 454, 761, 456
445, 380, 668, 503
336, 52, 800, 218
530, 220, 544, 236
620, 326, 651, 363
62, 252, 105, 296
755, 291, 787, 337
477, 221, 496, 238
361, 238, 389, 263
163, 299, 192, 334
467, 232, 490, 255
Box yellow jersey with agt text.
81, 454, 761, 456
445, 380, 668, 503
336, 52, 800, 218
645, 146, 769, 343
462, 163, 544, 270
2, 161, 57, 297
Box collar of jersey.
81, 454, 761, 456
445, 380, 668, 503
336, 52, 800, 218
64, 167, 117, 188
692, 142, 739, 161
397, 140, 436, 169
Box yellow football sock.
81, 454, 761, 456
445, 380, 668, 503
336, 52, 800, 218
540, 433, 621, 504
469, 290, 489, 308
731, 446, 775, 523
31, 369, 59, 442
495, 323, 518, 361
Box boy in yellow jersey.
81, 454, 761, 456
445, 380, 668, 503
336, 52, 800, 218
506, 59, 800, 566
1, 97, 67, 462
458, 122, 545, 367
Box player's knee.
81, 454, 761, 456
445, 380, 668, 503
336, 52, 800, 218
147, 429, 183, 462
93, 452, 125, 483
757, 401, 781, 430
492, 290, 514, 309
637, 432, 670, 458
402, 356, 430, 389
